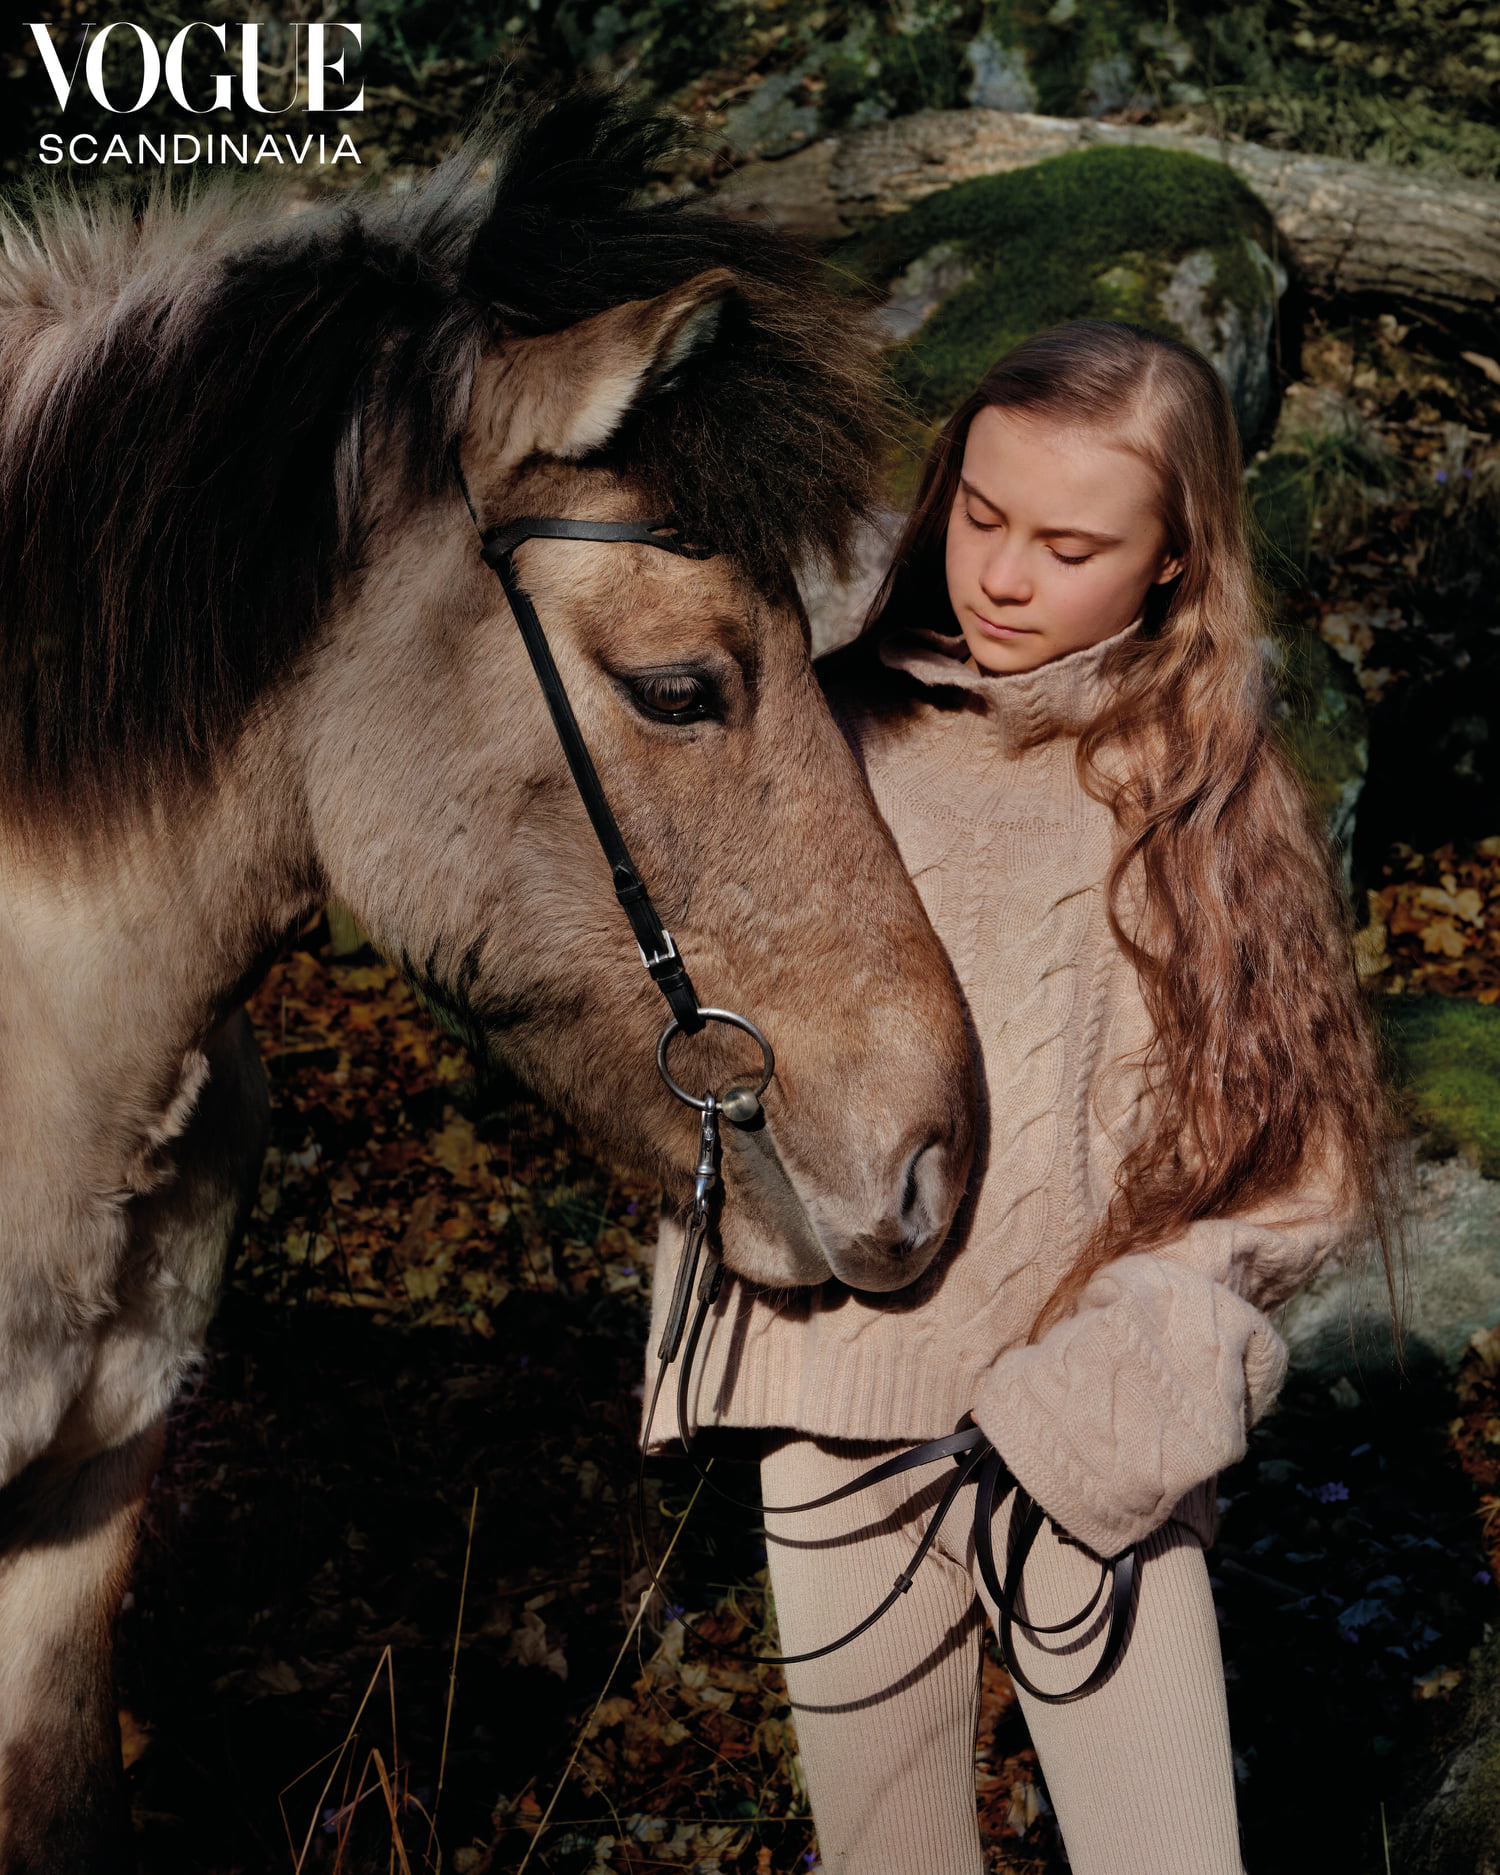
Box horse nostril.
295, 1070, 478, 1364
900, 1139, 939, 1225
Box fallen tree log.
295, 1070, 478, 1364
715, 109, 1500, 318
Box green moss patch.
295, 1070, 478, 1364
1274, 629, 1368, 842
835, 145, 1275, 436
1383, 996, 1500, 1178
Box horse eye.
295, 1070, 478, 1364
628, 673, 713, 723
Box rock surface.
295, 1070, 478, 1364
1393, 1622, 1500, 1875
1280, 1156, 1500, 1378
800, 509, 902, 659
1155, 240, 1286, 438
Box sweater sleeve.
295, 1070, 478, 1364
972, 935, 1354, 1559
971, 1229, 1300, 1558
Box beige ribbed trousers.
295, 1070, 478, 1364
761, 1437, 1244, 1875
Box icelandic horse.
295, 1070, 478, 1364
0, 93, 976, 1869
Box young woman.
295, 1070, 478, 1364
648, 320, 1398, 1874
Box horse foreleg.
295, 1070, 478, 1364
0, 1426, 161, 1875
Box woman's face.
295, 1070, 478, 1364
944, 405, 1183, 675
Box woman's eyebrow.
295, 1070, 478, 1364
959, 475, 1004, 514
1036, 524, 1122, 546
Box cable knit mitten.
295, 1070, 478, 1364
973, 1253, 1288, 1558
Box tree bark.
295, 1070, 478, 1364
715, 109, 1500, 316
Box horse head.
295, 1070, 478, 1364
308, 261, 976, 1292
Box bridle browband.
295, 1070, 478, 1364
461, 475, 1137, 1703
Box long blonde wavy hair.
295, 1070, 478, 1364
865, 320, 1402, 1329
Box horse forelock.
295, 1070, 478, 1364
0, 88, 886, 839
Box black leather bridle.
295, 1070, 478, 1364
464, 484, 1137, 1704
479, 513, 715, 1039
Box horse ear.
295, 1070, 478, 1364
463, 267, 737, 477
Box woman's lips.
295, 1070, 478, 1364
972, 610, 1036, 640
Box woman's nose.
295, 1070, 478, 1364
979, 542, 1031, 603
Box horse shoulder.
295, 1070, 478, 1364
0, 874, 266, 1480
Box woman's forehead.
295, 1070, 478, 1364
959, 405, 1161, 530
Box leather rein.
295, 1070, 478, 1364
465, 488, 1137, 1704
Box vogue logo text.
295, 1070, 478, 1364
27, 20, 365, 167
28, 21, 364, 114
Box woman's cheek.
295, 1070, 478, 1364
1048, 563, 1095, 629
1084, 564, 1136, 630
943, 526, 966, 613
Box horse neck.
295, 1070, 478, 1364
0, 717, 315, 1211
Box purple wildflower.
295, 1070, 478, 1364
1314, 1481, 1350, 1504
1436, 469, 1448, 482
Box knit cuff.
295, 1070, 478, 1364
972, 1253, 1288, 1557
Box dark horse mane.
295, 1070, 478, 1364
0, 89, 886, 832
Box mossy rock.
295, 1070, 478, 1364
1247, 448, 1324, 575
1383, 996, 1500, 1179
1282, 1000, 1500, 1382
1394, 1620, 1500, 1872
1274, 629, 1369, 858
836, 145, 1285, 486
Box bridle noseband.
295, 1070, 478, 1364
462, 482, 1137, 1703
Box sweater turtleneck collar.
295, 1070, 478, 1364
877, 625, 1131, 757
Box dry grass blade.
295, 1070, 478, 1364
285, 1644, 399, 1873
425, 1485, 480, 1870
373, 1749, 416, 1875
515, 1472, 709, 1875
332, 1749, 378, 1868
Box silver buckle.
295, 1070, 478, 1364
637, 928, 678, 972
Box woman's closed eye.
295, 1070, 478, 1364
626, 672, 716, 723
963, 506, 1092, 563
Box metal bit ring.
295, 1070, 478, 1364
657, 1008, 775, 1113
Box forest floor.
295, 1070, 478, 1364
118, 858, 1500, 1875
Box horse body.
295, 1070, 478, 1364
0, 96, 977, 1867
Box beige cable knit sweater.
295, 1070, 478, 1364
646, 625, 1350, 1558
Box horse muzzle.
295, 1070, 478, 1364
717, 1109, 970, 1291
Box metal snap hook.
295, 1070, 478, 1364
657, 1008, 775, 1115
